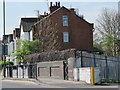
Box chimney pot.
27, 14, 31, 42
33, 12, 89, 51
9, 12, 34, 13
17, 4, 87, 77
70, 8, 75, 11
56, 2, 57, 6
58, 2, 60, 7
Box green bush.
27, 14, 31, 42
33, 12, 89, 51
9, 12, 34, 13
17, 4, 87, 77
100, 79, 120, 83
100, 79, 109, 83
0, 61, 14, 65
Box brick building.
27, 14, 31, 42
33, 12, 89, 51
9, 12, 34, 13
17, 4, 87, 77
32, 2, 94, 51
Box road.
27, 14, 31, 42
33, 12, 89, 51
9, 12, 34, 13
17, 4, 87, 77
1, 79, 119, 89
2, 80, 45, 88
2, 80, 61, 88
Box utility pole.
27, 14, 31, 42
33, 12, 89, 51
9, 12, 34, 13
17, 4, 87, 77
3, 0, 6, 78
118, 1, 120, 82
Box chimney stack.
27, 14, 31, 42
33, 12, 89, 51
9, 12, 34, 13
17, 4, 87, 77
49, 2, 61, 13
70, 8, 75, 11
50, 2, 52, 7
70, 8, 76, 14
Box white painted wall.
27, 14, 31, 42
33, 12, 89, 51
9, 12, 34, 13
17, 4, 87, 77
13, 70, 17, 78
20, 25, 31, 40
73, 68, 79, 81
79, 68, 91, 83
73, 67, 100, 84
6, 41, 14, 62
30, 30, 33, 41
8, 41, 14, 55
20, 25, 24, 40
12, 39, 19, 65
14, 40, 17, 50
12, 67, 28, 78
24, 32, 30, 40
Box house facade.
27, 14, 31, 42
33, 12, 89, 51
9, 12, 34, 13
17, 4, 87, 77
20, 17, 38, 41
7, 34, 14, 56
4, 34, 14, 62
32, 2, 94, 51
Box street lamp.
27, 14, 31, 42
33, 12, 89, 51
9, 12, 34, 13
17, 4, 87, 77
3, 0, 6, 78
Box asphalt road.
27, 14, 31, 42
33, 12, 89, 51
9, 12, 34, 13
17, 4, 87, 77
2, 80, 57, 88
1, 79, 119, 89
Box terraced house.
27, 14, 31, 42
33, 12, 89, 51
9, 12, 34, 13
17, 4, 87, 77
32, 2, 94, 51
20, 17, 38, 41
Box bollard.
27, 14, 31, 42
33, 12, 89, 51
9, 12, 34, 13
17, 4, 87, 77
91, 67, 95, 85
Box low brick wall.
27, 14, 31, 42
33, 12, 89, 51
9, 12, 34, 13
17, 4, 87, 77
26, 49, 120, 81
37, 61, 65, 79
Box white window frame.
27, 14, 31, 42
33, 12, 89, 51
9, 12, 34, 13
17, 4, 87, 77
63, 15, 68, 26
63, 32, 69, 42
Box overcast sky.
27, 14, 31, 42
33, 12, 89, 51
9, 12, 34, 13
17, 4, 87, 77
0, 1, 119, 39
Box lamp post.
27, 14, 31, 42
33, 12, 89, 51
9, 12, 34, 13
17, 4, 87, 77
3, 0, 6, 78
118, 1, 120, 81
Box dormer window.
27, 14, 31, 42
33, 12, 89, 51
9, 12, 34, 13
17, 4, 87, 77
63, 15, 68, 26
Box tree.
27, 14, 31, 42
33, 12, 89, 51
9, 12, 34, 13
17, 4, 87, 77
32, 16, 61, 52
12, 40, 43, 64
94, 8, 120, 56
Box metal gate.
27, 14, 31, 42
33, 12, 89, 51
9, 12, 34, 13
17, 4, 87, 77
5, 64, 37, 79
63, 61, 68, 80
28, 64, 37, 79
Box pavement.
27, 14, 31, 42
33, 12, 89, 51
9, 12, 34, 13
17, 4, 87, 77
37, 78, 119, 88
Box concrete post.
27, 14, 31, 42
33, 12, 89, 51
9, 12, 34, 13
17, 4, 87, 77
68, 57, 75, 80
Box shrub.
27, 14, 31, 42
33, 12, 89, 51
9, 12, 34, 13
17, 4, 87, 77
100, 79, 120, 83
0, 61, 14, 66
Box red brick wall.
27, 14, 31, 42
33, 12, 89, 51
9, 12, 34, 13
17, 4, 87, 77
50, 7, 93, 51
33, 7, 93, 51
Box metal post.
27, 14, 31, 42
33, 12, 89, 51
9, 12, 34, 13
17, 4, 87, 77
23, 65, 24, 78
81, 51, 83, 67
105, 56, 108, 79
93, 53, 96, 67
17, 65, 18, 78
118, 1, 120, 83
3, 0, 6, 78
118, 56, 120, 82
35, 64, 37, 80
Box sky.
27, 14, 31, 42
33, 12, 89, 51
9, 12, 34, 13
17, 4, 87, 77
0, 0, 119, 39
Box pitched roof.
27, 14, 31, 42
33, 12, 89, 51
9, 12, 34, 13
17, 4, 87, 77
20, 17, 38, 32
13, 28, 21, 39
15, 28, 21, 38
34, 6, 68, 26
34, 6, 93, 26
8, 34, 13, 42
